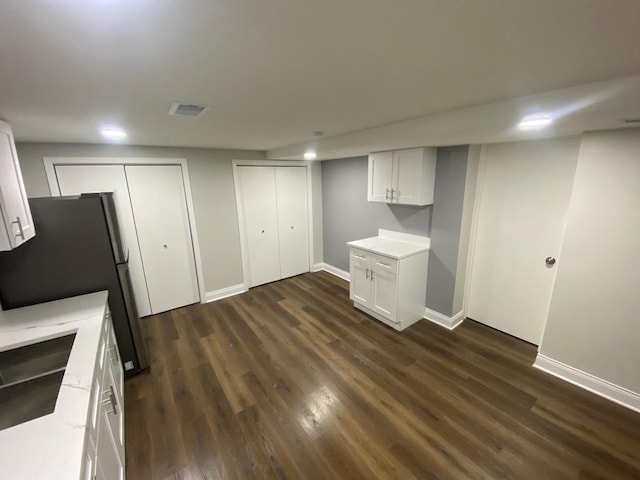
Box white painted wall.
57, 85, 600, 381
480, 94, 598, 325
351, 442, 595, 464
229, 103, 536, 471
539, 128, 640, 394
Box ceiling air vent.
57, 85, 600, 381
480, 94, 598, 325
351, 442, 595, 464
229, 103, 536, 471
168, 102, 209, 117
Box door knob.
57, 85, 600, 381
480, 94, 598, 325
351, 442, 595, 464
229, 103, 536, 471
163, 244, 168, 249
290, 226, 294, 230
545, 257, 556, 266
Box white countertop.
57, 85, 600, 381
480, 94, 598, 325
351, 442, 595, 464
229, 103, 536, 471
0, 291, 108, 480
347, 229, 430, 259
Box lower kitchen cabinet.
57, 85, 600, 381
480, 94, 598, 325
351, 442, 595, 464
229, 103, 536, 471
348, 230, 430, 331
83, 310, 125, 480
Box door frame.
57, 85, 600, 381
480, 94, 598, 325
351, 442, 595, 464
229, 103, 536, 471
43, 157, 206, 306
462, 145, 487, 321
232, 159, 315, 288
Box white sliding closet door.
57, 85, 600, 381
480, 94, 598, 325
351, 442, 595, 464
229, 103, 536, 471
54, 164, 152, 317
237, 167, 281, 287
125, 165, 200, 314
275, 167, 309, 279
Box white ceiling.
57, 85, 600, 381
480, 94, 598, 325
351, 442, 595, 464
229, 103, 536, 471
1, 0, 640, 157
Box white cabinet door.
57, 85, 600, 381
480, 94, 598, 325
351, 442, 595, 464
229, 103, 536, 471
126, 165, 200, 314
275, 167, 309, 279
237, 167, 281, 287
0, 120, 34, 251
371, 258, 398, 321
95, 406, 124, 480
367, 151, 394, 202
95, 356, 124, 480
106, 320, 124, 413
103, 363, 124, 462
55, 164, 152, 317
393, 148, 423, 205
349, 249, 372, 306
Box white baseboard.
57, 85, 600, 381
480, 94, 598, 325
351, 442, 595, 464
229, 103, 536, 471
312, 262, 350, 281
533, 354, 640, 413
423, 308, 465, 330
204, 284, 247, 303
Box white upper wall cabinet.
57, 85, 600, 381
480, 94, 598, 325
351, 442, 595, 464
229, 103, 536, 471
0, 120, 35, 251
367, 147, 437, 206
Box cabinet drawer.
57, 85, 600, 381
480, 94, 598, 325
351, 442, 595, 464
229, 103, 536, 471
350, 248, 370, 263
373, 255, 397, 273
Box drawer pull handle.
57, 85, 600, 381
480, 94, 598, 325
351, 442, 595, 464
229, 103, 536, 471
354, 254, 366, 260
104, 385, 118, 415
377, 262, 391, 267
11, 217, 25, 240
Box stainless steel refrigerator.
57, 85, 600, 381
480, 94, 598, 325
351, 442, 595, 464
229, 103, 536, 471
0, 193, 149, 376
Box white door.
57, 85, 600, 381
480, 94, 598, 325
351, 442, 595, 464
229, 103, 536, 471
393, 148, 422, 205
54, 165, 152, 317
237, 167, 281, 287
368, 152, 393, 202
125, 165, 200, 314
467, 138, 579, 344
349, 250, 371, 306
275, 167, 309, 278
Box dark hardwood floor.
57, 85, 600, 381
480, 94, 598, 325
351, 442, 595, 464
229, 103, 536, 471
125, 272, 640, 480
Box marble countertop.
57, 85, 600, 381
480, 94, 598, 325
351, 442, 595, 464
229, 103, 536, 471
0, 291, 108, 480
347, 229, 430, 259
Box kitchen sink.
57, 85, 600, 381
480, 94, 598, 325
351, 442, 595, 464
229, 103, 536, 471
0, 334, 76, 431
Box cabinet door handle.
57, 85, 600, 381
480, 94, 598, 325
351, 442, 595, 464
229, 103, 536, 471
371, 270, 375, 281
104, 386, 118, 415
109, 385, 118, 409
365, 268, 369, 279
385, 188, 390, 200
390, 189, 396, 202
11, 217, 25, 240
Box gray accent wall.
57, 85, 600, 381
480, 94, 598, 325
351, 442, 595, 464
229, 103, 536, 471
322, 156, 432, 272
425, 146, 469, 316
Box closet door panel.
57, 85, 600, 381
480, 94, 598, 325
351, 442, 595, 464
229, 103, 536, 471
275, 167, 309, 278
55, 164, 152, 317
125, 165, 199, 314
237, 166, 281, 287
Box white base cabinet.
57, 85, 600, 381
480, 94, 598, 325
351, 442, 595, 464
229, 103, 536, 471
348, 230, 430, 331
368, 147, 437, 206
82, 308, 125, 480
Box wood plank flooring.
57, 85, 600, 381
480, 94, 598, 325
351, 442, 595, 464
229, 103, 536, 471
125, 272, 640, 479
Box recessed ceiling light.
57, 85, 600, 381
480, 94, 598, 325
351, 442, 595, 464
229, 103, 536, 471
304, 151, 317, 160
100, 127, 127, 141
518, 114, 553, 131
